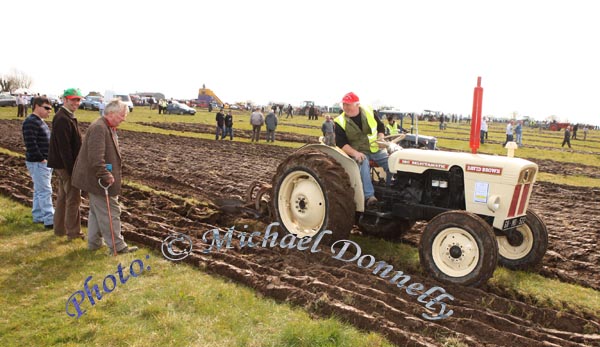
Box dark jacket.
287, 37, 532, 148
216, 111, 225, 126
265, 112, 278, 130
47, 107, 82, 174
224, 114, 233, 127
22, 114, 51, 162
72, 117, 122, 196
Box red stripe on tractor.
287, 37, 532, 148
508, 185, 522, 217
518, 183, 531, 215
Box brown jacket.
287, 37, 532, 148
47, 107, 82, 174
72, 117, 122, 196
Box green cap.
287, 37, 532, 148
63, 88, 83, 99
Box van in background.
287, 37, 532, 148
104, 90, 134, 112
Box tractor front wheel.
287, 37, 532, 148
497, 209, 548, 270
272, 149, 355, 242
420, 211, 498, 287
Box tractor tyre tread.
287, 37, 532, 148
271, 149, 355, 243
498, 209, 548, 270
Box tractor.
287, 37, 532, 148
269, 135, 548, 287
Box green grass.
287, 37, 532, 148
0, 196, 393, 347
0, 146, 24, 157
537, 172, 600, 187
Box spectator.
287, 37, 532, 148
148, 97, 156, 110
22, 96, 54, 229
52, 97, 61, 113
98, 98, 105, 117
480, 117, 488, 144
503, 120, 514, 146
572, 124, 578, 139
47, 88, 84, 240
286, 104, 293, 119
321, 115, 335, 146
23, 93, 30, 116
515, 120, 523, 147
583, 126, 589, 141
215, 108, 225, 140
16, 94, 25, 117
72, 99, 137, 254
308, 104, 316, 120
223, 110, 234, 140
250, 108, 264, 142
562, 126, 572, 148
158, 99, 167, 114
265, 110, 278, 142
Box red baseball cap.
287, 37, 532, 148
341, 92, 359, 104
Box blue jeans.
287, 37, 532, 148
223, 126, 233, 139
515, 133, 522, 146
358, 150, 390, 199
25, 161, 54, 226
215, 126, 224, 140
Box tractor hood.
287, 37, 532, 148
389, 149, 538, 185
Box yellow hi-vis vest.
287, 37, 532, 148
334, 106, 379, 153
386, 122, 399, 135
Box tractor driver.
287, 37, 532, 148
334, 92, 390, 207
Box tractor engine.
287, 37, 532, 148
377, 166, 466, 221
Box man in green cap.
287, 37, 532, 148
47, 88, 84, 240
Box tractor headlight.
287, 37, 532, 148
487, 195, 501, 212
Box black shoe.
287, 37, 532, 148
44, 224, 53, 229
117, 246, 138, 254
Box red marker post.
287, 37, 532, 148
470, 77, 483, 154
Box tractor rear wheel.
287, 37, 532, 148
272, 149, 355, 242
497, 209, 548, 270
420, 211, 498, 287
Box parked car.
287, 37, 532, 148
80, 96, 103, 111
0, 94, 17, 107
166, 101, 196, 115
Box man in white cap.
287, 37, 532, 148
334, 92, 390, 207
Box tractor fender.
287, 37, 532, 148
299, 144, 365, 212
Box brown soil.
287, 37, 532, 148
1, 119, 599, 347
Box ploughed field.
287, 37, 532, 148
1, 119, 599, 346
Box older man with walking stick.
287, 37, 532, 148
72, 99, 137, 255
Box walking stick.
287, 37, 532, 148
98, 178, 118, 256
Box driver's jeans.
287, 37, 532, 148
358, 149, 390, 199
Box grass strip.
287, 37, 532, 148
0, 195, 392, 347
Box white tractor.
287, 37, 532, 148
270, 136, 548, 287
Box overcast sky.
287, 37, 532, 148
2, 0, 599, 125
